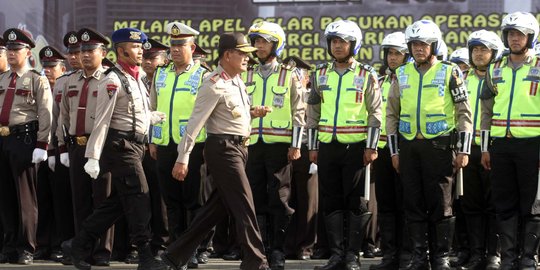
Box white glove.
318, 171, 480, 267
150, 111, 166, 125
32, 148, 48, 164
47, 156, 55, 172
60, 152, 70, 167
84, 158, 100, 179
309, 162, 318, 174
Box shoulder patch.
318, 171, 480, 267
316, 63, 329, 70
106, 83, 118, 99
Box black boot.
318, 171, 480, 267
137, 242, 169, 270
497, 215, 518, 270
61, 230, 94, 270
398, 217, 413, 270
485, 214, 500, 270
458, 215, 486, 270
345, 211, 372, 270
370, 214, 399, 270
431, 217, 455, 270
270, 214, 291, 270
519, 219, 540, 270
406, 222, 429, 270
314, 211, 344, 270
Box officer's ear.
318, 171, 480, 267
100, 46, 107, 58
190, 43, 196, 54
25, 48, 32, 58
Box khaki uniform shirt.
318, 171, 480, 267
176, 65, 251, 164
49, 72, 71, 151
85, 64, 150, 160
0, 67, 52, 144
56, 68, 105, 147
306, 60, 382, 130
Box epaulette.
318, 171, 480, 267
199, 61, 212, 72
316, 63, 328, 70
209, 73, 220, 84
104, 66, 120, 75
156, 62, 171, 69
280, 63, 293, 70
361, 64, 376, 74
30, 69, 41, 75
441, 60, 456, 66
57, 70, 78, 79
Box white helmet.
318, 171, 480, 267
324, 20, 363, 57
449, 48, 469, 66
436, 39, 448, 61
248, 21, 286, 57
467, 30, 504, 67
535, 42, 540, 56
381, 32, 408, 66
405, 20, 442, 58
501, 12, 539, 49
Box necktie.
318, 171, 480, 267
0, 73, 18, 126
75, 77, 91, 136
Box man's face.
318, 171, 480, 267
471, 45, 493, 69
386, 48, 406, 70
254, 37, 273, 60
330, 37, 351, 60
81, 47, 104, 71
226, 49, 250, 74
121, 42, 143, 65
142, 53, 166, 76
411, 41, 431, 63
7, 47, 30, 69
43, 63, 65, 85
67, 51, 83, 70
170, 41, 194, 66
507, 29, 528, 53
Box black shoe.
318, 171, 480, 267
314, 254, 344, 270
33, 247, 48, 260
485, 255, 500, 270
61, 239, 91, 270
222, 250, 241, 260
197, 250, 209, 264
17, 251, 33, 265
450, 251, 470, 267
160, 252, 187, 270
125, 249, 139, 264
49, 249, 64, 262
345, 252, 361, 270
61, 255, 73, 265
93, 257, 110, 266
270, 250, 286, 270
187, 253, 198, 268
363, 248, 375, 258
311, 248, 331, 260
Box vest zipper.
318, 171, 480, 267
333, 71, 347, 138
472, 77, 483, 143
507, 70, 517, 135
169, 73, 181, 144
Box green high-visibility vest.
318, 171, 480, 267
465, 70, 483, 145
243, 64, 293, 144
397, 61, 455, 140
315, 62, 371, 144
488, 56, 540, 138
151, 63, 207, 145
378, 75, 391, 148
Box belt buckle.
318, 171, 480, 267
0, 126, 10, 137
242, 137, 250, 147
76, 136, 87, 146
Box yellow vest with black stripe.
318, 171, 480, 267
316, 62, 371, 143
397, 61, 455, 140
243, 63, 293, 144
151, 63, 207, 145
488, 56, 540, 138
465, 70, 483, 145
377, 75, 391, 148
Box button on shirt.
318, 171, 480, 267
176, 65, 251, 164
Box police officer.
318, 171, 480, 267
64, 31, 84, 71
480, 12, 540, 270
281, 55, 319, 261
307, 20, 382, 270
36, 45, 75, 262
56, 28, 115, 266
386, 20, 473, 270
370, 31, 411, 270
0, 37, 7, 264
62, 27, 168, 270
0, 28, 53, 265
454, 30, 504, 270
244, 21, 305, 269
148, 22, 210, 267
161, 32, 270, 270
142, 38, 169, 89
450, 48, 470, 73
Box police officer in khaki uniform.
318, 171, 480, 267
62, 28, 168, 270
56, 28, 114, 266
161, 32, 270, 270
64, 31, 83, 71
0, 28, 53, 265
35, 45, 75, 262
0, 37, 8, 264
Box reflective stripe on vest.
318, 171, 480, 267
151, 63, 206, 145
490, 57, 540, 138
244, 64, 293, 144
465, 70, 483, 145
316, 62, 370, 144
397, 61, 455, 140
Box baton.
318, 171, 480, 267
364, 163, 371, 201
455, 168, 463, 199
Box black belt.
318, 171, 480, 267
108, 128, 148, 144
10, 121, 38, 134
208, 133, 250, 146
